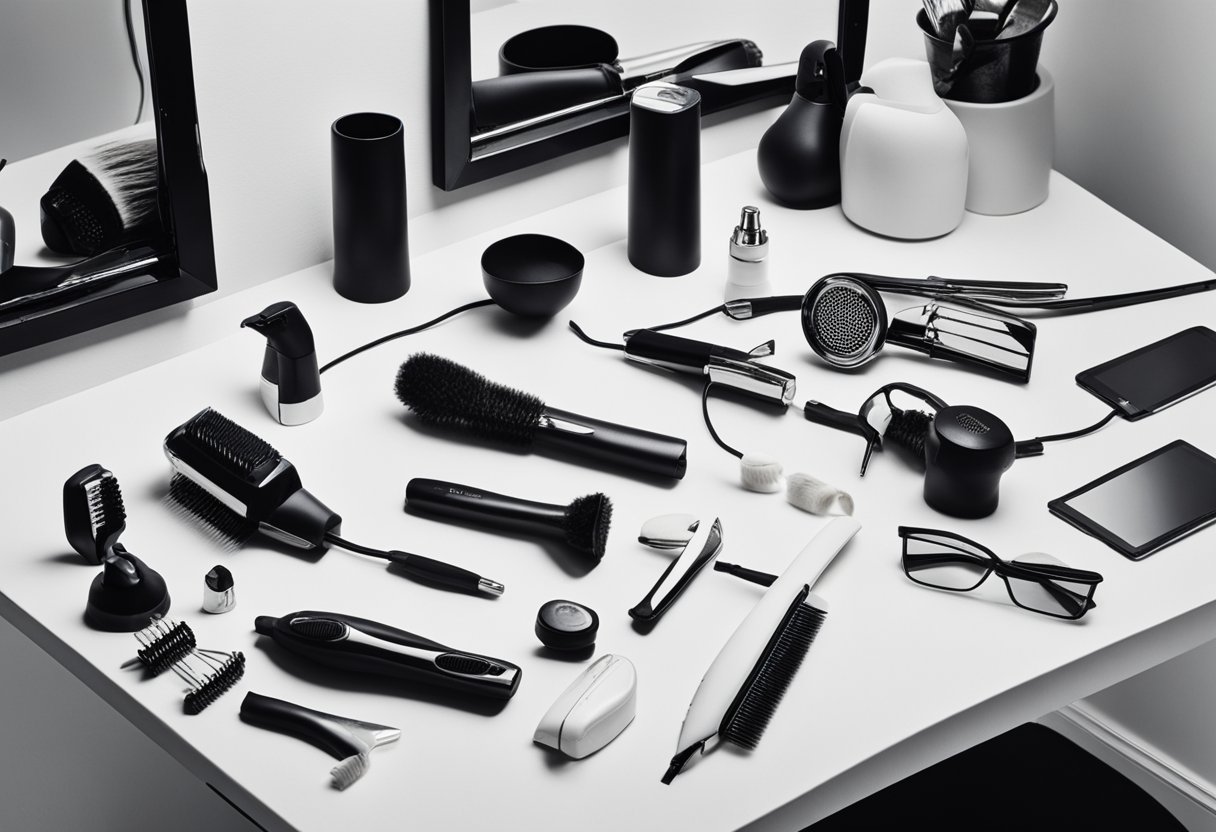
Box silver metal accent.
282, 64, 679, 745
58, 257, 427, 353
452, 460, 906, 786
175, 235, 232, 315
809, 280, 882, 365
540, 415, 595, 435
645, 518, 724, 608
724, 300, 755, 319
638, 514, 700, 549
729, 206, 769, 262
478, 577, 505, 597
617, 41, 742, 85
203, 585, 235, 615
632, 81, 700, 114
706, 356, 796, 406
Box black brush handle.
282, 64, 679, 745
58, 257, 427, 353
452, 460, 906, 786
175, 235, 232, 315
384, 551, 494, 594
803, 400, 867, 437
240, 692, 365, 760
255, 611, 521, 700
535, 407, 687, 480
405, 478, 565, 540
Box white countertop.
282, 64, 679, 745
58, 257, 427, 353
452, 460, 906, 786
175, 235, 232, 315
3, 147, 1216, 831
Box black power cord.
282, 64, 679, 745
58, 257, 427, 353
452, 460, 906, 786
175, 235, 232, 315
123, 0, 146, 125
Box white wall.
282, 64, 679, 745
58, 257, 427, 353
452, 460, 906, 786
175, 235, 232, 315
0, 0, 151, 162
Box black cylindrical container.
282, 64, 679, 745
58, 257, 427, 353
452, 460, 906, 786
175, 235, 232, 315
331, 112, 410, 303
627, 82, 701, 277
923, 405, 1015, 518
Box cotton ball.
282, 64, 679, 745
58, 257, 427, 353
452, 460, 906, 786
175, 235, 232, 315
786, 472, 854, 515
740, 454, 783, 493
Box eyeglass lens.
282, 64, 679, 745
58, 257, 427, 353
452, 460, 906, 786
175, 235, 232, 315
903, 531, 993, 591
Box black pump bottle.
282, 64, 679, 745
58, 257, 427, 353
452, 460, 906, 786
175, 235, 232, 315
756, 41, 850, 209
242, 301, 323, 426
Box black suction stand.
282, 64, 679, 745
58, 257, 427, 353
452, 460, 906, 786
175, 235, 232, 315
84, 550, 171, 632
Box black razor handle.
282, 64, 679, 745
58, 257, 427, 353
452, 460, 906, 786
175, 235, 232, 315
254, 611, 521, 700
803, 400, 867, 437
240, 692, 365, 760
405, 479, 565, 540
535, 407, 688, 480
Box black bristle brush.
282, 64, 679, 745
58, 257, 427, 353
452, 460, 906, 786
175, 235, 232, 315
394, 353, 688, 481
40, 136, 160, 256
63, 463, 128, 565
123, 619, 245, 714
663, 517, 859, 784
405, 479, 613, 561
163, 408, 504, 596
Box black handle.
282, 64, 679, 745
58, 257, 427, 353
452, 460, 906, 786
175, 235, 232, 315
714, 560, 777, 588
471, 66, 623, 130
803, 400, 867, 437
727, 295, 803, 319
535, 407, 687, 480
624, 329, 754, 374
405, 478, 566, 539
385, 550, 489, 594
240, 692, 365, 760
256, 611, 521, 700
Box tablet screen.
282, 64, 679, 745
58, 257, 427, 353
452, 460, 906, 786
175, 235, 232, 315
1077, 327, 1216, 419
1052, 441, 1216, 558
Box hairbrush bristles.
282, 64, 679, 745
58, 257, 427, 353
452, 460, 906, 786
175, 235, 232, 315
564, 493, 613, 560
182, 408, 281, 475
63, 464, 128, 564
394, 353, 545, 446
718, 588, 825, 751
331, 753, 370, 791
182, 651, 246, 714
164, 473, 252, 550
132, 619, 198, 676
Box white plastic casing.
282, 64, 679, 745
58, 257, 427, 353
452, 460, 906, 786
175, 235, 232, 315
533, 654, 637, 759
840, 58, 969, 240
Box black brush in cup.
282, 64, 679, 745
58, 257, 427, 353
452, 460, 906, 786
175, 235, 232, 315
406, 479, 612, 562
394, 353, 688, 480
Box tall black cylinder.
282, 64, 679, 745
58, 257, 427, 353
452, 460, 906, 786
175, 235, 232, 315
331, 112, 410, 303
627, 83, 701, 277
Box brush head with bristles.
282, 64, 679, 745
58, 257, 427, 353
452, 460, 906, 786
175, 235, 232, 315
183, 651, 245, 715
563, 493, 613, 560
40, 137, 159, 256
331, 753, 370, 790
394, 353, 546, 447
164, 473, 254, 550
63, 464, 127, 564
178, 408, 281, 477
718, 587, 825, 751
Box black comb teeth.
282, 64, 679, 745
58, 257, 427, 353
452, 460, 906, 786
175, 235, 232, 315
183, 652, 246, 715
183, 408, 280, 475
166, 473, 255, 549
88, 474, 127, 538
394, 353, 546, 447
719, 586, 825, 751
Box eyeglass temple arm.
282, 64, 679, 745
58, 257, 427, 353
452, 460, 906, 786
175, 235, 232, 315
997, 561, 1099, 615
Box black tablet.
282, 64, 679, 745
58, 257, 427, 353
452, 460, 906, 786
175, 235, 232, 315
1076, 327, 1216, 420
1049, 440, 1216, 560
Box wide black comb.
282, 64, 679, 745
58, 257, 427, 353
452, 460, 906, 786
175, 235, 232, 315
718, 584, 825, 750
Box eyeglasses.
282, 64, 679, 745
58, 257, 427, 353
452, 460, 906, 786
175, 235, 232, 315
804, 382, 948, 475
898, 526, 1103, 620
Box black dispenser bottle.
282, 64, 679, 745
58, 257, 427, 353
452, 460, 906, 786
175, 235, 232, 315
756, 41, 849, 209
241, 301, 323, 426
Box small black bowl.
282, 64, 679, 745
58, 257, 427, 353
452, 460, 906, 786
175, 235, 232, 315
481, 233, 584, 317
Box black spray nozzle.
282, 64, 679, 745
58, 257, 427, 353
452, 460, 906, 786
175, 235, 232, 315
241, 301, 316, 358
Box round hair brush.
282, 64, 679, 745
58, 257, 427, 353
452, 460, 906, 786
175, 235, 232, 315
394, 353, 688, 480
406, 478, 613, 561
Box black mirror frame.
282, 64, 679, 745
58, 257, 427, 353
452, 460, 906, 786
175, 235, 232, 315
0, 0, 216, 357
